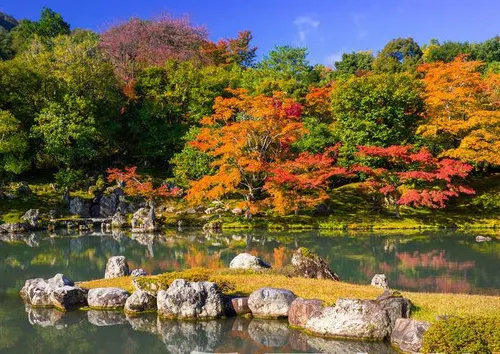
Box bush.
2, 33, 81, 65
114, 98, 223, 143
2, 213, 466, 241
422, 316, 500, 354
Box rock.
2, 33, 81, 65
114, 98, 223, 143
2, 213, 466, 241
231, 297, 252, 316
305, 298, 391, 340
157, 279, 224, 319
130, 268, 147, 277
21, 274, 75, 307
69, 197, 91, 217
476, 235, 492, 242
16, 181, 32, 196
20, 278, 46, 301
131, 207, 156, 233
99, 191, 121, 217
231, 208, 243, 215
288, 298, 323, 328
87, 287, 130, 309
379, 295, 412, 332
21, 209, 41, 228
291, 247, 340, 281
104, 256, 130, 279
50, 286, 87, 311
205, 207, 217, 214
248, 287, 297, 318
371, 274, 389, 290
124, 289, 156, 313
87, 310, 127, 326
229, 253, 271, 270
111, 212, 126, 229
390, 318, 431, 353
185, 208, 196, 214
248, 319, 291, 347
0, 222, 30, 233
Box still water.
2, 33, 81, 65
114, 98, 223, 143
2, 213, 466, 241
0, 229, 498, 353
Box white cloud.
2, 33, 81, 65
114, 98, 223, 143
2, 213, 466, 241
352, 13, 368, 39
325, 52, 343, 67
294, 15, 320, 44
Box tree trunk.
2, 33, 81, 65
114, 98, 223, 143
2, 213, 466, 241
394, 203, 401, 218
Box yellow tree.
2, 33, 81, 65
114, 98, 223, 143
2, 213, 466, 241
417, 55, 500, 167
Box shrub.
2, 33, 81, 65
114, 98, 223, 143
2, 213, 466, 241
422, 316, 500, 354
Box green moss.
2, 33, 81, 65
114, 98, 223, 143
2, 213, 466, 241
422, 317, 500, 354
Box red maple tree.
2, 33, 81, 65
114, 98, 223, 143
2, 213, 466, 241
354, 145, 475, 217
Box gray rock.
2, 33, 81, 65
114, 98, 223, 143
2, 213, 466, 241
391, 318, 431, 353
248, 287, 297, 318
87, 310, 127, 326
231, 296, 252, 316
104, 256, 130, 279
0, 222, 30, 233
305, 298, 391, 340
99, 192, 119, 217
379, 296, 412, 332
111, 212, 126, 229
157, 279, 224, 319
229, 253, 271, 270
130, 268, 147, 277
21, 209, 41, 228
69, 197, 91, 217
371, 274, 389, 289
21, 274, 75, 307
291, 248, 340, 281
87, 287, 130, 309
124, 290, 156, 313
50, 285, 87, 311
248, 319, 290, 347
288, 298, 323, 328
131, 208, 156, 233
476, 235, 492, 242
20, 278, 46, 301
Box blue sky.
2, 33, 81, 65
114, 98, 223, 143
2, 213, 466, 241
2, 0, 499, 65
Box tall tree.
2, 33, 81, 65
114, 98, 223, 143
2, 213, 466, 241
417, 56, 500, 167
201, 30, 257, 68
373, 37, 423, 73
334, 51, 374, 77
423, 40, 472, 63
0, 110, 30, 178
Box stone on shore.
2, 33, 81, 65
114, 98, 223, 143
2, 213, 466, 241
131, 207, 156, 233
248, 287, 297, 318
130, 268, 148, 277
305, 298, 391, 340
231, 296, 252, 315
104, 256, 130, 279
87, 287, 130, 309
21, 209, 41, 228
21, 274, 76, 307
157, 279, 224, 319
390, 318, 431, 353
229, 253, 271, 270
378, 295, 412, 332
371, 274, 389, 290
69, 197, 91, 217
291, 248, 340, 281
111, 212, 126, 229
288, 298, 323, 328
124, 289, 156, 313
50, 285, 87, 311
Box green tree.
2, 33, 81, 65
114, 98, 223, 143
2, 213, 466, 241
423, 40, 471, 63
373, 37, 423, 73
331, 73, 424, 163
0, 110, 30, 178
334, 51, 374, 77
473, 36, 500, 63
0, 28, 12, 60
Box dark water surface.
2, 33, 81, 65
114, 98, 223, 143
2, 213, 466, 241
0, 229, 498, 353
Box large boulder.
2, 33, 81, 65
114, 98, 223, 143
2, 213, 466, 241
50, 286, 87, 311
229, 253, 271, 270
99, 190, 122, 217
291, 248, 340, 281
288, 298, 323, 328
21, 209, 41, 228
69, 197, 91, 217
231, 297, 252, 316
131, 207, 156, 233
248, 287, 297, 318
21, 274, 76, 307
157, 279, 224, 319
104, 256, 130, 279
305, 298, 391, 340
87, 287, 130, 309
371, 274, 389, 290
378, 294, 412, 332
390, 318, 431, 353
124, 289, 156, 313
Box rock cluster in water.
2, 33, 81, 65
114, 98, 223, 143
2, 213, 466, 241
20, 254, 431, 353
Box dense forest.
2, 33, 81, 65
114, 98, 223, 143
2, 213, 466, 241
1, 7, 499, 218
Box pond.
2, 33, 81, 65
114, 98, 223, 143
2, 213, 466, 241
0, 229, 498, 353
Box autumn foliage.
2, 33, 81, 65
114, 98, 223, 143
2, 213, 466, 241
355, 145, 475, 216
106, 166, 179, 201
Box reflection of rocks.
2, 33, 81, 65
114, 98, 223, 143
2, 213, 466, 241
306, 335, 397, 354
305, 298, 391, 340
157, 279, 223, 319
87, 287, 130, 309
126, 313, 157, 333
248, 287, 296, 318
248, 319, 290, 347
157, 319, 224, 354
229, 253, 271, 270
87, 310, 127, 326
231, 316, 251, 333
105, 256, 130, 278
26, 305, 66, 328
391, 318, 431, 353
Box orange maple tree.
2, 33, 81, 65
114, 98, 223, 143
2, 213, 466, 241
187, 88, 306, 210
417, 55, 500, 167
303, 85, 334, 121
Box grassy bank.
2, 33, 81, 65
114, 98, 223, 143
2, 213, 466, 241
79, 268, 500, 323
